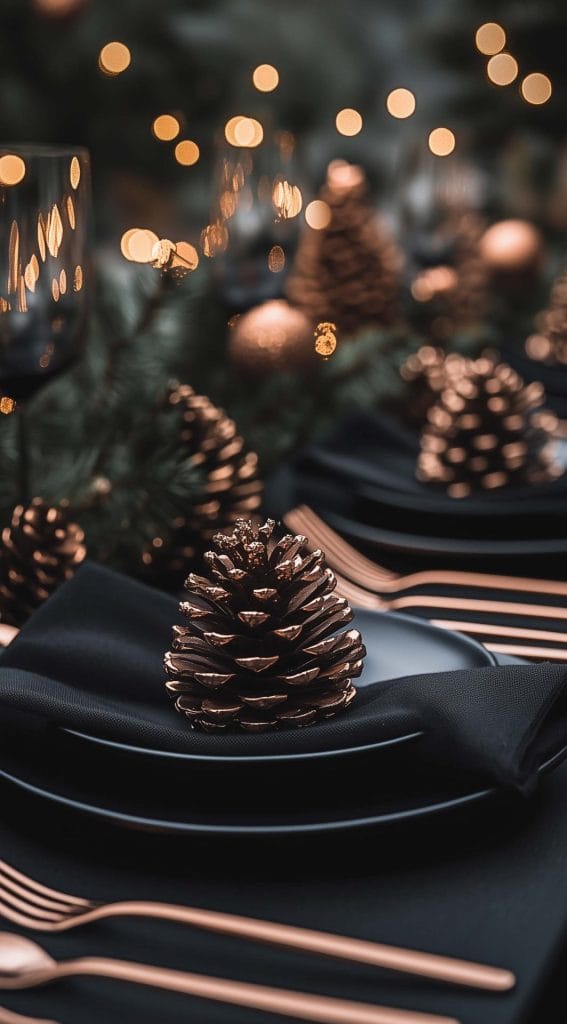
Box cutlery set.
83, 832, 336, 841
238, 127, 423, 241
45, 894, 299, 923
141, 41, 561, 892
0, 858, 514, 1024
285, 506, 567, 662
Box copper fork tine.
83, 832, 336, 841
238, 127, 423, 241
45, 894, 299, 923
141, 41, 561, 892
0, 862, 515, 992
286, 506, 567, 600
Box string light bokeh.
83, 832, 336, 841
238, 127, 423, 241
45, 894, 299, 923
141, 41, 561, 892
335, 108, 363, 136
252, 64, 279, 92
98, 41, 131, 76
386, 88, 416, 119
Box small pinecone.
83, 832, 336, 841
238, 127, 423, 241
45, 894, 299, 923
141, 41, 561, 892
417, 354, 562, 497
142, 385, 263, 577
0, 498, 87, 627
286, 161, 402, 338
164, 518, 365, 732
400, 345, 449, 425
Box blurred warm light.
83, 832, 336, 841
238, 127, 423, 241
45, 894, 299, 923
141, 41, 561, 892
99, 41, 131, 76
428, 127, 456, 157
37, 216, 46, 262
314, 322, 338, 358
46, 204, 63, 257
268, 245, 285, 272
69, 156, 81, 190
33, 0, 84, 15
174, 140, 200, 165
0, 155, 26, 186
24, 255, 39, 293
525, 334, 551, 361
487, 53, 518, 86
220, 190, 237, 218
73, 265, 83, 291
225, 116, 263, 148
51, 278, 60, 302
59, 269, 67, 295
327, 160, 365, 192
386, 88, 416, 119
66, 195, 76, 230
252, 64, 279, 92
272, 179, 302, 219
0, 397, 16, 415
172, 241, 199, 272
411, 266, 458, 302
305, 199, 331, 230
153, 114, 180, 141
475, 22, 506, 55
120, 228, 159, 263
201, 223, 229, 258
521, 73, 552, 105
335, 108, 363, 136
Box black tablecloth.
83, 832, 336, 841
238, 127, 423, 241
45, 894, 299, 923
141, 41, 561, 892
1, 754, 567, 1024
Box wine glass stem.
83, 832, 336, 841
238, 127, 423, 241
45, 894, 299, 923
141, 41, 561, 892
16, 407, 30, 506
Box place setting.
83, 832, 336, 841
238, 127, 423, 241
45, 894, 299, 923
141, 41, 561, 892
2, 4, 567, 1023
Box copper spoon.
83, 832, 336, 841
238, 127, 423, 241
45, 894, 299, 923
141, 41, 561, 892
0, 933, 458, 1024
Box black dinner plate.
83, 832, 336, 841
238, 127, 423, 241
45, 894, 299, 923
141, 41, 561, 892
60, 610, 496, 767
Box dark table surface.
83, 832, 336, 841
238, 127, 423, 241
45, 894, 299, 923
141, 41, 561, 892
1, 752, 567, 1024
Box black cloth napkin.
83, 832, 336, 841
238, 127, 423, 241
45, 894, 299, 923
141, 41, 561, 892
1, 562, 567, 794
288, 410, 567, 541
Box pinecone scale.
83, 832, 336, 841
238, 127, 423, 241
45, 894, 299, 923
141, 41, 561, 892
164, 519, 365, 732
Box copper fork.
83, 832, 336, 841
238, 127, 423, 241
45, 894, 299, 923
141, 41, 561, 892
0, 860, 515, 992
286, 506, 567, 603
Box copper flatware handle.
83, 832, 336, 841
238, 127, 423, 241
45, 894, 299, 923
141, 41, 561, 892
431, 620, 567, 646
53, 956, 460, 1024
77, 901, 514, 992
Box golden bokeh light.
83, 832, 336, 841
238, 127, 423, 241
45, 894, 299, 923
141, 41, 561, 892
200, 223, 229, 258
46, 204, 63, 258
267, 245, 285, 272
0, 155, 26, 186
487, 53, 518, 86
0, 397, 16, 415
51, 278, 60, 302
305, 199, 332, 230
272, 179, 302, 219
73, 265, 83, 291
152, 114, 180, 141
120, 228, 159, 263
475, 22, 506, 55
225, 116, 264, 148
174, 140, 200, 166
37, 216, 46, 262
252, 64, 279, 92
335, 108, 363, 136
69, 156, 81, 189
33, 0, 84, 15
98, 41, 131, 76
172, 241, 199, 272
66, 195, 76, 230
314, 322, 338, 358
521, 72, 552, 105
428, 127, 456, 157
59, 269, 67, 295
386, 88, 416, 119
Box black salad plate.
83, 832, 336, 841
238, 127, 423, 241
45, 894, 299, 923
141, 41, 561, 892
323, 508, 567, 560
0, 725, 563, 838
60, 610, 496, 767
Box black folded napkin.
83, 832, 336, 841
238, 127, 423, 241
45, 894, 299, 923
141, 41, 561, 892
1, 562, 566, 794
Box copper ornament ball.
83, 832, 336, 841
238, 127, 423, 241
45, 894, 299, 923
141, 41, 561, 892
479, 220, 544, 273
228, 300, 314, 374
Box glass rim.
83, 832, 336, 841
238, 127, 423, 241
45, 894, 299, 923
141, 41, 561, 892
0, 143, 90, 160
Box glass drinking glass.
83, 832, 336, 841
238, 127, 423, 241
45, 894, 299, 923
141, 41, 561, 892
0, 144, 91, 402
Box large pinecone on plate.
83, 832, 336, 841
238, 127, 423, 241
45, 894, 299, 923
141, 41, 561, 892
0, 498, 87, 627
164, 518, 365, 732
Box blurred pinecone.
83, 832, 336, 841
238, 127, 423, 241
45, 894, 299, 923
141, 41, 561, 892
164, 518, 365, 732
400, 344, 449, 425
142, 385, 263, 579
527, 263, 567, 365
286, 161, 402, 338
418, 354, 562, 497
0, 498, 86, 627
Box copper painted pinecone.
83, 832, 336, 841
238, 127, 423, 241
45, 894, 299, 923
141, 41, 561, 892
417, 354, 562, 497
0, 498, 87, 627
142, 384, 263, 576
164, 518, 365, 732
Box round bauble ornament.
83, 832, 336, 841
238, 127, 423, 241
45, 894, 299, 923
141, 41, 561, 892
479, 220, 543, 274
228, 300, 313, 374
